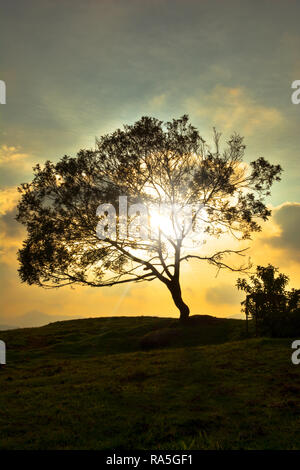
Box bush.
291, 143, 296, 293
259, 308, 300, 338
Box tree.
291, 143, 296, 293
17, 116, 282, 321
236, 264, 296, 336
237, 264, 289, 298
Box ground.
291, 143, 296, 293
0, 315, 299, 450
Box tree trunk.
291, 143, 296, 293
168, 280, 190, 322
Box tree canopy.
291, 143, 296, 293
17, 115, 282, 320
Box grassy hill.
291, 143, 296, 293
0, 315, 299, 450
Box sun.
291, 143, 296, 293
150, 210, 175, 238
148, 204, 195, 241
148, 203, 209, 253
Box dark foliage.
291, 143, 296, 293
237, 264, 300, 337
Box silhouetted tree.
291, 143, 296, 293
17, 116, 282, 321
237, 264, 300, 336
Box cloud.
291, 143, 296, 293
148, 93, 167, 109
0, 184, 24, 247
0, 207, 23, 239
0, 186, 20, 215
0, 191, 25, 265
186, 85, 284, 136
262, 202, 300, 261
0, 145, 36, 189
205, 283, 243, 306
0, 145, 31, 168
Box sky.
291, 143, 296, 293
1, 0, 300, 327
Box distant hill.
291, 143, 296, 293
0, 315, 299, 450
226, 313, 245, 320
0, 310, 84, 329
0, 325, 18, 331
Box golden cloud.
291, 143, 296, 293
186, 85, 284, 136
0, 145, 30, 167
0, 186, 20, 215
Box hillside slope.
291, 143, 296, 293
0, 316, 299, 450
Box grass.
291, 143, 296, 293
0, 315, 299, 450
